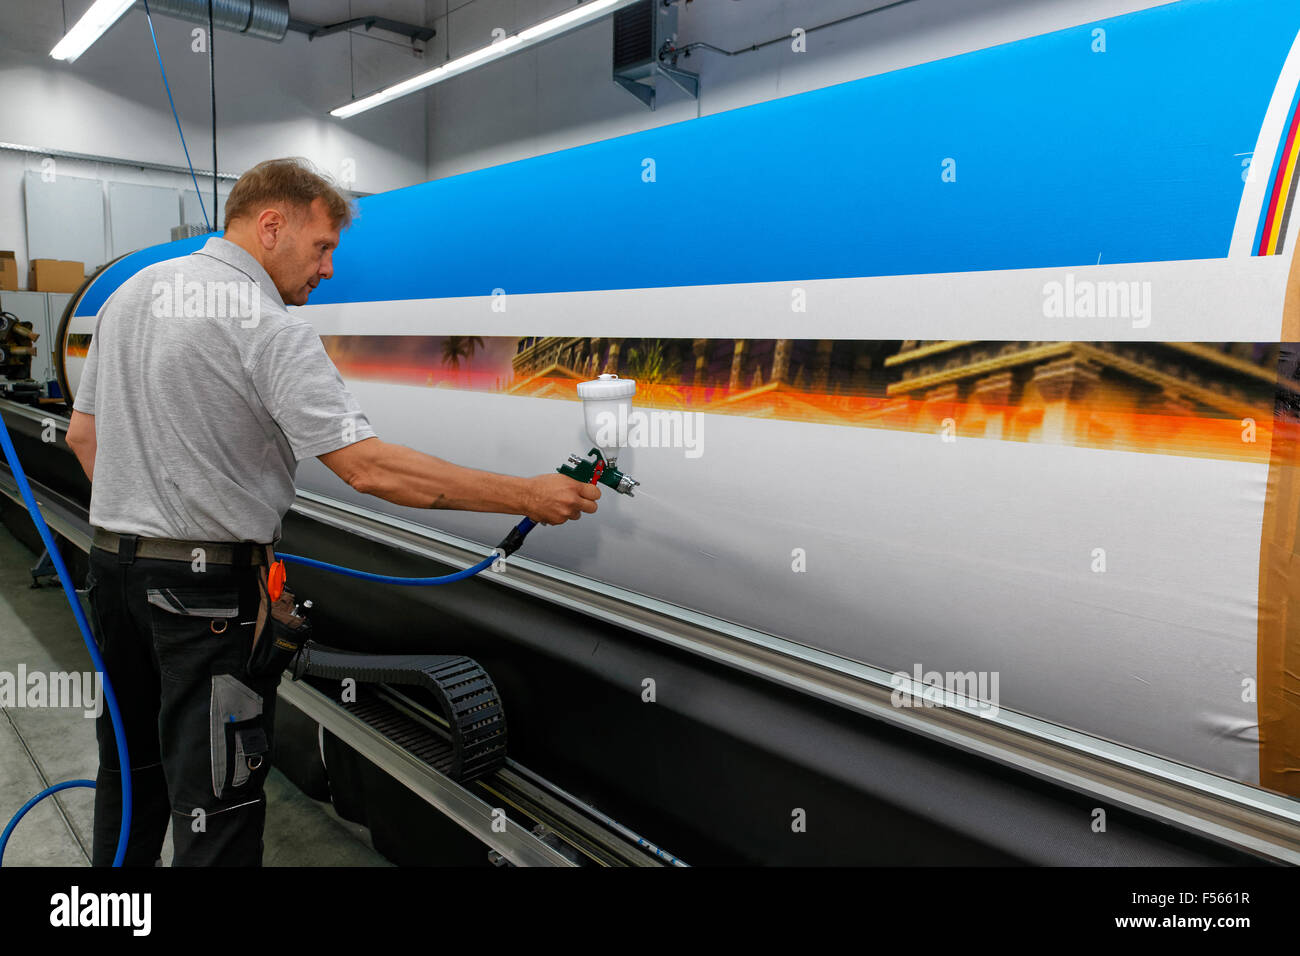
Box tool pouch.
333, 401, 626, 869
247, 552, 312, 679
210, 674, 267, 799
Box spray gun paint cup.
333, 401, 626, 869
577, 373, 637, 464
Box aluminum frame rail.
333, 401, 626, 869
277, 679, 572, 867
373, 685, 684, 867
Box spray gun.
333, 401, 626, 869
561, 372, 640, 496
496, 374, 640, 558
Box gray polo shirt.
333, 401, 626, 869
73, 236, 375, 543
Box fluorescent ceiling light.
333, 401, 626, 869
50, 0, 135, 62
332, 0, 643, 118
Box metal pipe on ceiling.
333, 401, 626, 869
141, 0, 435, 45
145, 0, 290, 41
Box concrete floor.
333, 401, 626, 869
0, 524, 388, 866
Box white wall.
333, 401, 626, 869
0, 0, 431, 279
416, 0, 1171, 180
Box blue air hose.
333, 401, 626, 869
142, 0, 210, 231
0, 416, 131, 868
274, 517, 537, 585
276, 552, 496, 584
5, 1, 219, 865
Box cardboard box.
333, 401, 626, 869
0, 251, 17, 291
28, 259, 85, 293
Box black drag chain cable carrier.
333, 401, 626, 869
291, 645, 507, 783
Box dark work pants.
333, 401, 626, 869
85, 543, 280, 866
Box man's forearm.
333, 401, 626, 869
65, 411, 96, 482
69, 440, 94, 482
359, 440, 532, 513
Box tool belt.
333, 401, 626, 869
93, 528, 269, 566
94, 530, 308, 678
247, 544, 312, 679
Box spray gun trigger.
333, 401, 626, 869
558, 447, 640, 496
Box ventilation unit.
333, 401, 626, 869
612, 0, 698, 110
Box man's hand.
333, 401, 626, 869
523, 473, 601, 525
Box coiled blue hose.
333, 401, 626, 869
5, 0, 232, 866
0, 780, 97, 859
0, 416, 131, 868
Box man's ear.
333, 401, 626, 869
255, 208, 285, 250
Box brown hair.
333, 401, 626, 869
223, 157, 353, 231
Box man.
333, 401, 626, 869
64, 157, 598, 866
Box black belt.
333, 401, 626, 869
93, 529, 270, 566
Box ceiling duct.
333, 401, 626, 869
146, 0, 291, 42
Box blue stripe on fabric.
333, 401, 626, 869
79, 0, 1300, 316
